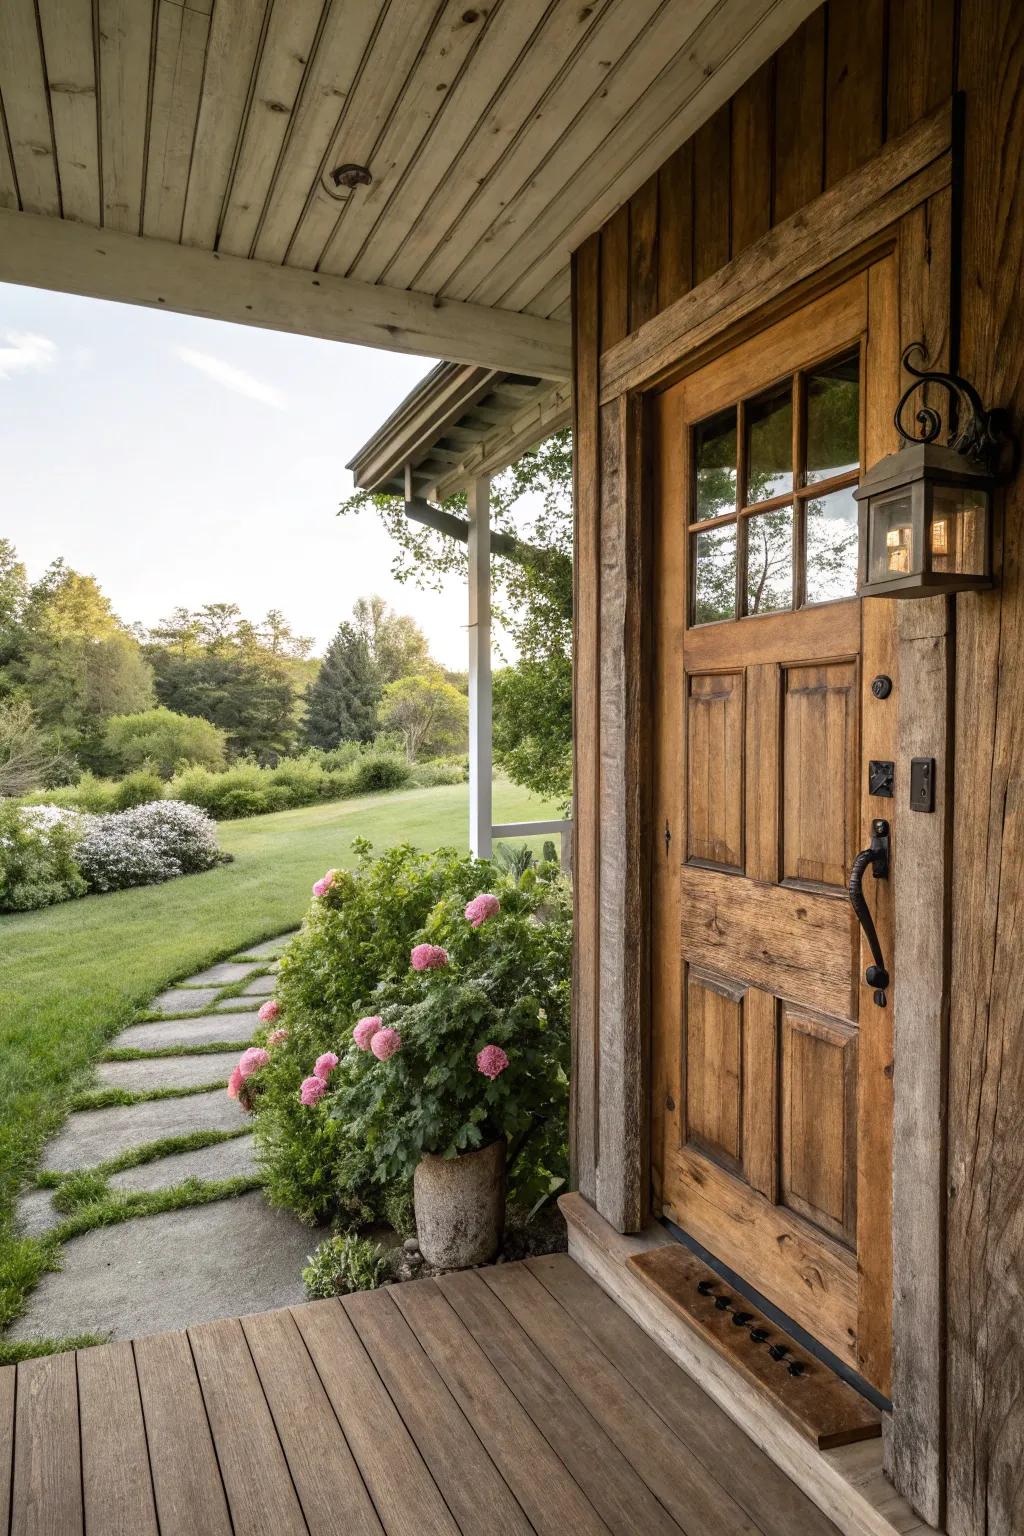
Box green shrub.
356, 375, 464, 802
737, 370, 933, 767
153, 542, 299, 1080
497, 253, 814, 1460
102, 707, 227, 778
249, 841, 571, 1225
409, 757, 467, 788
0, 803, 87, 912
302, 1233, 391, 1299
112, 769, 165, 810
351, 752, 410, 793
57, 771, 121, 814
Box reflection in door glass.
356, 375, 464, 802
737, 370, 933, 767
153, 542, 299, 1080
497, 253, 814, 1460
694, 524, 737, 624
693, 409, 737, 520
746, 384, 793, 503
746, 506, 794, 613
806, 354, 859, 483
806, 485, 859, 603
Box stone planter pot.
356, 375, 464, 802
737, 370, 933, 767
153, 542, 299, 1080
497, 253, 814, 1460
414, 1137, 506, 1269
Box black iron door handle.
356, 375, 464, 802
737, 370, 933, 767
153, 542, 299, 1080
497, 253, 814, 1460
849, 818, 890, 1007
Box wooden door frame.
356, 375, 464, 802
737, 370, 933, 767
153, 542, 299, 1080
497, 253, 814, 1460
572, 99, 957, 1525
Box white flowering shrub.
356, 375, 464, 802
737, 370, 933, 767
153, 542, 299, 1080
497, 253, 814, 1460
76, 799, 223, 892
0, 801, 87, 911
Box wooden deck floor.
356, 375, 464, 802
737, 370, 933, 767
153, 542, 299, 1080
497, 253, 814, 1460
1, 1253, 842, 1536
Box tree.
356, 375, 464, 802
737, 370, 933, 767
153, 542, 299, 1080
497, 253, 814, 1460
303, 623, 380, 748
380, 674, 468, 761
0, 699, 65, 796
352, 595, 432, 684
340, 434, 574, 802
102, 707, 228, 778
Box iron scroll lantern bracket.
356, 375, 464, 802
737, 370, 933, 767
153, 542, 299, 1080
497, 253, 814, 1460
849, 819, 890, 1007
892, 342, 1013, 472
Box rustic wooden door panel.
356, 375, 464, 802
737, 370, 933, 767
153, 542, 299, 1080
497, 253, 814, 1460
781, 1008, 859, 1248
679, 866, 857, 1018
782, 662, 859, 890
686, 672, 744, 868
652, 264, 897, 1390
683, 969, 744, 1171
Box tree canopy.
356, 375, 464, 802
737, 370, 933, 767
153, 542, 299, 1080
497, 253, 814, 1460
303, 623, 381, 748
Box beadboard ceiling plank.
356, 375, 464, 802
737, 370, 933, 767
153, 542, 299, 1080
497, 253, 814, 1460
143, 0, 211, 241
97, 0, 155, 234
0, 0, 60, 215
38, 0, 100, 225
271, 0, 435, 272
180, 0, 269, 248
216, 0, 325, 258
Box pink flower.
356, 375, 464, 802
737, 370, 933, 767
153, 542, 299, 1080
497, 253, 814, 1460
477, 1044, 510, 1080
237, 1046, 270, 1080
371, 1027, 402, 1061
411, 943, 448, 972
300, 1075, 326, 1106
353, 1015, 382, 1050
227, 1066, 244, 1099
465, 893, 501, 929
267, 1027, 288, 1047
257, 999, 280, 1024
314, 1051, 339, 1081
312, 868, 337, 898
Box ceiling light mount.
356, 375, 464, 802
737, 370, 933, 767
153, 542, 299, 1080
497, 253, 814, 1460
327, 163, 372, 195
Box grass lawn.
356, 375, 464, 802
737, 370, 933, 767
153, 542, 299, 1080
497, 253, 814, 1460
0, 779, 560, 1330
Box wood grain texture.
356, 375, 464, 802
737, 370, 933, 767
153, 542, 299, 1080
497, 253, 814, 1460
679, 865, 856, 1018
627, 1246, 879, 1449
628, 175, 659, 331
571, 236, 600, 1202
657, 140, 693, 312
781, 1008, 859, 1248
772, 8, 824, 223
692, 104, 731, 285
947, 6, 1024, 1534
886, 0, 956, 140
745, 661, 781, 881
77, 1340, 158, 1536
292, 1299, 461, 1536
0, 1365, 14, 1536
144, 0, 211, 242
824, 0, 885, 187
685, 970, 744, 1170
97, 0, 154, 233
12, 1351, 83, 1535
438, 1268, 682, 1536
743, 986, 779, 1199
731, 60, 773, 256
242, 1306, 385, 1536
600, 204, 630, 351
134, 1330, 232, 1536
600, 104, 951, 401
37, 0, 100, 225
391, 1281, 611, 1536
343, 1287, 532, 1536
189, 1317, 308, 1536
686, 670, 744, 869
0, 0, 59, 215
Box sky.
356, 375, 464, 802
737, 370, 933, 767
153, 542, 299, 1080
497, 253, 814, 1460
0, 281, 474, 667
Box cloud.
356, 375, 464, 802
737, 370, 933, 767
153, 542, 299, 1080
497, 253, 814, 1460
0, 332, 57, 381
174, 346, 287, 409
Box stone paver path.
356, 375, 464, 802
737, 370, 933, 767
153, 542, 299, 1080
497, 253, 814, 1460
9, 931, 323, 1346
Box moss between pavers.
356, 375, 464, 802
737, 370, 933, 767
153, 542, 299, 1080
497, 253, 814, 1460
69, 1081, 230, 1111
34, 1126, 252, 1188
103, 1039, 255, 1061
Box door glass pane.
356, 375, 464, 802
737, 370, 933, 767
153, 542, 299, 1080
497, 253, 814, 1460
694, 409, 737, 521
693, 524, 737, 624
807, 354, 860, 483
746, 384, 793, 503
806, 485, 860, 602
746, 507, 793, 614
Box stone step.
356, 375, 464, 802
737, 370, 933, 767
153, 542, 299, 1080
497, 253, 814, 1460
96, 1052, 241, 1093
40, 1091, 247, 1173
110, 1014, 259, 1053
15, 1188, 61, 1239
108, 1132, 257, 1194
7, 1192, 323, 1343
240, 974, 276, 996
211, 996, 266, 1013
178, 962, 262, 988
149, 986, 223, 1015
232, 934, 296, 959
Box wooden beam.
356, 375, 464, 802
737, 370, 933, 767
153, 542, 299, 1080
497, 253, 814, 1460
599, 101, 952, 402
0, 209, 572, 379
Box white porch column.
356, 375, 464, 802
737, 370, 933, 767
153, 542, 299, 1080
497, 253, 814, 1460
467, 476, 492, 858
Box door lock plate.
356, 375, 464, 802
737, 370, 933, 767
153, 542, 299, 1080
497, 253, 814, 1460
910, 757, 936, 812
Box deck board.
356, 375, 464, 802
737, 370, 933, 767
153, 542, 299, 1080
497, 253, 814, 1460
5, 1256, 843, 1535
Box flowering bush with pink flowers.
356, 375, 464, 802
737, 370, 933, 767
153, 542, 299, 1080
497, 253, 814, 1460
249, 839, 570, 1224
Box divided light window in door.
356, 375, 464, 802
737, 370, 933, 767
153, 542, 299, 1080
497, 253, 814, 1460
690, 351, 861, 625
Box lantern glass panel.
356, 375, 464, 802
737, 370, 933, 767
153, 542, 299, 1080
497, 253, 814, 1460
868, 491, 916, 584
929, 484, 988, 577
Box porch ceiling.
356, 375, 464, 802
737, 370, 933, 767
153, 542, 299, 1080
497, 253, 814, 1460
0, 0, 814, 375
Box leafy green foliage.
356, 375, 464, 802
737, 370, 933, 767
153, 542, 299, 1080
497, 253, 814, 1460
250, 841, 570, 1223
110, 769, 167, 810
381, 673, 469, 761
302, 1232, 391, 1298
303, 622, 381, 747
352, 595, 433, 684
102, 706, 228, 778
0, 801, 87, 911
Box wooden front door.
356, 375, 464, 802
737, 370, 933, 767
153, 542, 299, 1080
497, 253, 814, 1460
651, 263, 899, 1395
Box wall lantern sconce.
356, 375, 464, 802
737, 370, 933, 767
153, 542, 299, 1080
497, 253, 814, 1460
854, 343, 1016, 597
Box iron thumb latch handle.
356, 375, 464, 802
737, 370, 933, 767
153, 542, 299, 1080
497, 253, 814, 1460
849, 818, 890, 1007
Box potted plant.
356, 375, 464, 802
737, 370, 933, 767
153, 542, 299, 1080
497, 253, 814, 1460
307, 886, 569, 1269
